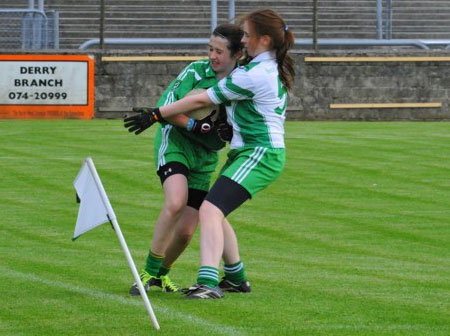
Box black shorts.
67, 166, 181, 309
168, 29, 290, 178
157, 162, 207, 210
205, 176, 250, 217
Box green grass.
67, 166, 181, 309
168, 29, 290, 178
0, 120, 449, 336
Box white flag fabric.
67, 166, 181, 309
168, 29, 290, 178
73, 157, 116, 240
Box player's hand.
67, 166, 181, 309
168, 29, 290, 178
124, 107, 163, 135
217, 121, 233, 142
189, 110, 216, 134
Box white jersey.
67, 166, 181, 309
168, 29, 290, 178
207, 51, 287, 149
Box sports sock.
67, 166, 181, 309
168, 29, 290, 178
223, 261, 246, 283
157, 265, 171, 277
144, 251, 164, 277
197, 266, 219, 288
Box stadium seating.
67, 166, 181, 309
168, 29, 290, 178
1, 0, 450, 50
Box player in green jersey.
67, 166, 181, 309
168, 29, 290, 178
124, 9, 295, 299
126, 24, 246, 295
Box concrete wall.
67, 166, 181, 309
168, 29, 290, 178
1, 50, 449, 120
96, 50, 450, 121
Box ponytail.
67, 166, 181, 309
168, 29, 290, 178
276, 28, 295, 91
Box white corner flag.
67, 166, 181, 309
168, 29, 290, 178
73, 158, 115, 240
73, 157, 160, 330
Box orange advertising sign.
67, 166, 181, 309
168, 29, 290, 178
0, 55, 94, 119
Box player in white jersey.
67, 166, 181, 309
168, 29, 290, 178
209, 52, 287, 150
125, 9, 295, 299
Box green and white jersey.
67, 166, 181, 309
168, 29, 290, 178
156, 59, 225, 151
207, 51, 287, 149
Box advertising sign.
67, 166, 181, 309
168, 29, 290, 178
0, 55, 95, 119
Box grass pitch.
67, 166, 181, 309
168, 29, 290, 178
0, 120, 449, 336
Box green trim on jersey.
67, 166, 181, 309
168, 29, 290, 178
157, 59, 225, 151
242, 62, 259, 71
224, 77, 254, 98
275, 77, 288, 115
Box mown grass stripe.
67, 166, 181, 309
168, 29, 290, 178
0, 265, 246, 336
1, 120, 449, 336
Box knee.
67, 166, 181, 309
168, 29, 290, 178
163, 197, 186, 218
199, 201, 223, 223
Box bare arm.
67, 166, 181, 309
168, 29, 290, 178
159, 91, 214, 118
164, 114, 191, 128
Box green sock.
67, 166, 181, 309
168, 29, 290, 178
223, 261, 246, 283
145, 251, 164, 277
197, 266, 219, 288
157, 265, 171, 277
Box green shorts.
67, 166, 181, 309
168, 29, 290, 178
220, 147, 285, 197
154, 124, 219, 191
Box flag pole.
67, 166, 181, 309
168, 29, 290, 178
109, 216, 160, 330
85, 158, 160, 330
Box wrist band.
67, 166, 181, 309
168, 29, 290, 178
154, 107, 164, 122
186, 118, 195, 131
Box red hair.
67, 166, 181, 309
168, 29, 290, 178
241, 9, 295, 91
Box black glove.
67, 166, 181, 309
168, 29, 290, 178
217, 121, 233, 142
123, 107, 164, 135
188, 110, 216, 134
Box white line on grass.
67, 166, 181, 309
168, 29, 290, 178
1, 265, 246, 336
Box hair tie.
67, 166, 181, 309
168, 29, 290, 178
213, 30, 227, 40
284, 25, 289, 32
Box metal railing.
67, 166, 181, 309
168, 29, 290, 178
77, 0, 450, 51
3, 0, 450, 51
79, 37, 435, 50
0, 0, 59, 50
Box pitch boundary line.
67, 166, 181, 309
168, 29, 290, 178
1, 265, 246, 336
